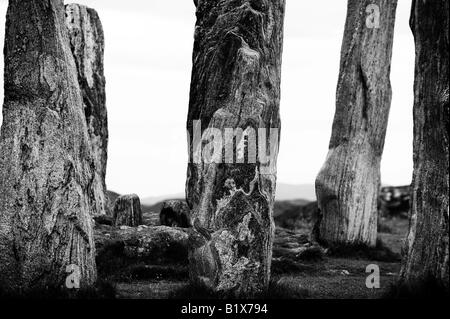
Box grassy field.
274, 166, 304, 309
107, 213, 409, 299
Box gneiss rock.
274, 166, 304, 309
185, 0, 286, 297
65, 4, 109, 216
0, 0, 97, 291
160, 200, 190, 228
401, 0, 449, 288
315, 0, 397, 247
113, 194, 143, 227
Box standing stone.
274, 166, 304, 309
315, 0, 397, 247
186, 0, 286, 297
113, 194, 143, 227
65, 4, 109, 216
0, 0, 97, 292
400, 0, 449, 287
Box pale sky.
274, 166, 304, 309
0, 0, 415, 198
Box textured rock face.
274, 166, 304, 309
65, 4, 109, 216
401, 0, 449, 287
315, 0, 397, 247
272, 228, 325, 264
160, 200, 190, 228
185, 0, 286, 297
0, 0, 97, 291
113, 194, 143, 227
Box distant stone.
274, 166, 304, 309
113, 194, 143, 227
160, 200, 190, 228
378, 185, 410, 218
315, 0, 398, 247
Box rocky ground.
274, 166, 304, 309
95, 192, 409, 299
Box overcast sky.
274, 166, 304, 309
0, 0, 415, 198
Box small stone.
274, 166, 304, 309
113, 194, 143, 227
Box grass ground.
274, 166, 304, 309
110, 217, 409, 299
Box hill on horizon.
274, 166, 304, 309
135, 183, 316, 206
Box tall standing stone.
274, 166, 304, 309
400, 0, 449, 287
315, 0, 397, 247
186, 0, 286, 297
0, 0, 97, 292
113, 194, 143, 227
65, 4, 109, 216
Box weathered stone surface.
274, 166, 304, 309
65, 4, 109, 216
160, 200, 190, 228
400, 0, 449, 287
0, 0, 97, 291
272, 228, 325, 262
113, 194, 143, 227
315, 0, 397, 247
185, 0, 286, 297
95, 225, 189, 266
